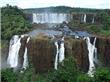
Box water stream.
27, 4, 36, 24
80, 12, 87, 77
85, 37, 97, 77
7, 35, 22, 68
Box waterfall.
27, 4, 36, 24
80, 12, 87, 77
85, 37, 97, 77
54, 42, 59, 70
22, 37, 30, 70
32, 13, 70, 23
7, 35, 23, 68
59, 37, 65, 62
33, 13, 37, 23
84, 14, 86, 23
54, 37, 65, 70
92, 17, 95, 23
7, 35, 30, 71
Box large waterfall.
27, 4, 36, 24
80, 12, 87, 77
54, 37, 65, 70
85, 37, 97, 77
7, 35, 30, 71
7, 35, 23, 68
33, 13, 71, 23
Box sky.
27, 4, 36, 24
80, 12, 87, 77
0, 0, 110, 9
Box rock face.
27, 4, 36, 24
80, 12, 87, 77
96, 36, 110, 67
27, 37, 55, 72
27, 36, 89, 72
5, 35, 110, 73
65, 37, 89, 72
24, 36, 110, 72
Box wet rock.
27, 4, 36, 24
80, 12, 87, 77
96, 36, 110, 67
27, 37, 55, 72
65, 37, 89, 72
18, 36, 29, 69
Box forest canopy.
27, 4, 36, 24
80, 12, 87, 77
1, 4, 32, 40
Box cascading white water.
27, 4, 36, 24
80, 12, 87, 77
75, 35, 79, 39
59, 37, 65, 62
85, 37, 97, 77
33, 13, 71, 23
33, 13, 37, 23
7, 35, 23, 68
22, 37, 30, 70
84, 14, 86, 23
92, 17, 95, 23
54, 37, 65, 70
54, 41, 59, 70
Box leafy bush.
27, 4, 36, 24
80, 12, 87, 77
1, 69, 17, 82
94, 68, 110, 82
99, 30, 110, 36
18, 68, 34, 82
1, 4, 32, 40
86, 25, 102, 33
48, 57, 79, 82
98, 11, 110, 30
76, 74, 93, 82
1, 58, 110, 82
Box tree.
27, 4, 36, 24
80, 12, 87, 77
1, 4, 31, 40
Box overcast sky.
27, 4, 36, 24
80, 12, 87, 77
0, 0, 110, 9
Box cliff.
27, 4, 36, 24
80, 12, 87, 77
96, 36, 110, 67
2, 35, 110, 73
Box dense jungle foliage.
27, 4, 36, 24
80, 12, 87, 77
1, 4, 32, 40
1, 57, 110, 82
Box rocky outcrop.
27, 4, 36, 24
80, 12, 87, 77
96, 36, 110, 67
27, 37, 55, 72
65, 37, 89, 72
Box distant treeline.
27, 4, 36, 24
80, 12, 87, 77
23, 6, 110, 13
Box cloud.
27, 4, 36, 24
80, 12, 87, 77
0, 0, 109, 9
17, 0, 74, 8
74, 0, 109, 9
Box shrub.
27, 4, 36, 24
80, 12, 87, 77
76, 74, 93, 82
1, 69, 17, 82
1, 5, 32, 40
48, 57, 78, 82
94, 67, 110, 82
86, 25, 102, 33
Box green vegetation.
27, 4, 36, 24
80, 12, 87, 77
1, 57, 110, 82
48, 57, 78, 82
1, 69, 17, 82
69, 11, 110, 36
1, 5, 110, 82
24, 6, 110, 13
1, 4, 32, 40
94, 68, 110, 82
